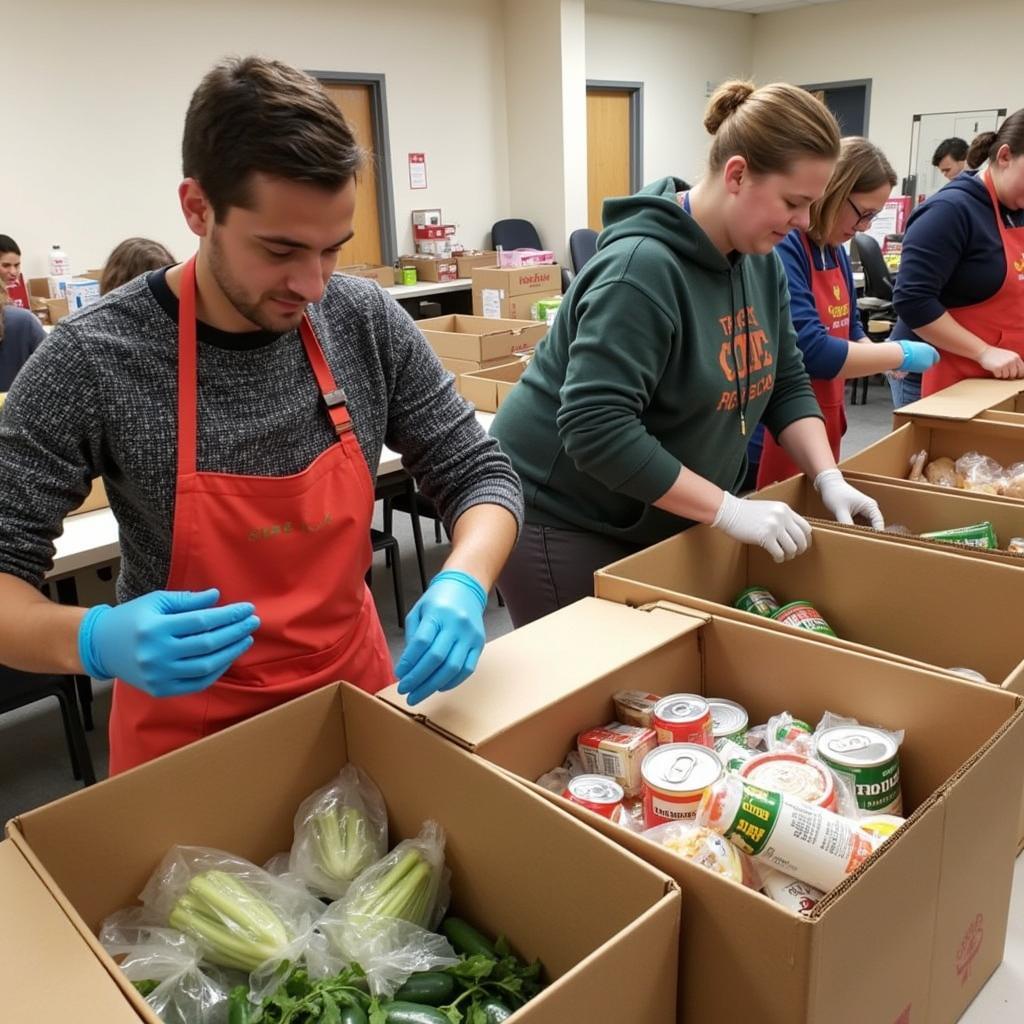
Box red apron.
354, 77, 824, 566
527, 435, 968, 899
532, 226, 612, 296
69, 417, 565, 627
6, 274, 30, 309
107, 256, 394, 774
922, 170, 1024, 396
757, 234, 850, 487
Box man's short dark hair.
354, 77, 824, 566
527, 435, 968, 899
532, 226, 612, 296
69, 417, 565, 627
182, 56, 365, 222
931, 137, 968, 167
0, 235, 21, 256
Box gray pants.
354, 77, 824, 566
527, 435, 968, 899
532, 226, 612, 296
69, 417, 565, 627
498, 522, 643, 628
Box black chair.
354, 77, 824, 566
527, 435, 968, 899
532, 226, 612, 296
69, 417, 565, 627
852, 232, 894, 308
490, 219, 543, 252
0, 665, 96, 785
376, 472, 430, 593
569, 229, 599, 274
560, 267, 573, 294
368, 529, 406, 628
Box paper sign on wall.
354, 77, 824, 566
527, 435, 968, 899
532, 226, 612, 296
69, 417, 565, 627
409, 153, 428, 190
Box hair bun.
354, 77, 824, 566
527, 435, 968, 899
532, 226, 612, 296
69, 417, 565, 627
704, 80, 756, 135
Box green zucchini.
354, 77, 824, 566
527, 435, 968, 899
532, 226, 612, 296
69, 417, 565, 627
339, 1005, 369, 1024
440, 917, 496, 958
478, 997, 513, 1022
393, 971, 457, 1006
380, 1001, 451, 1024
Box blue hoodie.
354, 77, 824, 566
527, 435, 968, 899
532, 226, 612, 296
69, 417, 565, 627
893, 171, 1024, 340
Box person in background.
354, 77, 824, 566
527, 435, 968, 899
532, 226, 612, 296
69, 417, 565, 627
490, 80, 884, 629
757, 138, 939, 485
0, 234, 31, 310
0, 281, 45, 391
0, 56, 522, 774
932, 137, 968, 181
893, 109, 1024, 400
99, 238, 176, 295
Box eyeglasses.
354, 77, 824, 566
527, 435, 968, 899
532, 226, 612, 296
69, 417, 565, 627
847, 197, 880, 228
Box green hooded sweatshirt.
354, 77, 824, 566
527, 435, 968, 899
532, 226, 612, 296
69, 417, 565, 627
489, 177, 822, 547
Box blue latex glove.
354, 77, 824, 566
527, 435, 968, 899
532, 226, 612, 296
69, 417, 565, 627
898, 340, 940, 374
394, 570, 487, 706
77, 588, 260, 697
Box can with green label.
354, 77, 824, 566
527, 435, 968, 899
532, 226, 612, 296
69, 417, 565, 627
816, 725, 902, 815
708, 698, 749, 745
734, 586, 780, 617
920, 521, 998, 549
771, 601, 837, 637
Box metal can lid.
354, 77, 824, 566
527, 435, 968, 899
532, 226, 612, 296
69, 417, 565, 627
816, 726, 898, 768
654, 694, 709, 725
567, 775, 624, 804
708, 698, 749, 737
642, 743, 723, 794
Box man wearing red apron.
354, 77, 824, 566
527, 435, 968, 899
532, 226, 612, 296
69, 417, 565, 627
0, 58, 523, 774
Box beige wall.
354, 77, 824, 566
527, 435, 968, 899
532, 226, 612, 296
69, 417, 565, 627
753, 0, 1023, 181
585, 0, 755, 190
9, 0, 511, 277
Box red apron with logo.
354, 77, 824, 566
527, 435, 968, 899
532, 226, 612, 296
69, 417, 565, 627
757, 234, 851, 487
107, 256, 394, 774
6, 274, 30, 309
922, 170, 1024, 396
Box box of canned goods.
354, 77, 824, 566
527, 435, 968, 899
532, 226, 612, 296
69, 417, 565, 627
577, 722, 657, 797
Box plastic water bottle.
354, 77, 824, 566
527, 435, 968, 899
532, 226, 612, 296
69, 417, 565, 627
48, 244, 71, 278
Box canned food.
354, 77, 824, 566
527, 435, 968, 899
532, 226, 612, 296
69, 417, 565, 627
698, 775, 875, 891
641, 744, 723, 828
708, 698, 749, 745
613, 690, 662, 729
816, 726, 902, 815
562, 775, 625, 819
774, 717, 813, 747
715, 737, 752, 773
770, 601, 836, 637
760, 868, 824, 918
653, 694, 713, 748
920, 521, 998, 549
859, 813, 906, 845
740, 752, 836, 810
734, 586, 780, 617
577, 723, 657, 797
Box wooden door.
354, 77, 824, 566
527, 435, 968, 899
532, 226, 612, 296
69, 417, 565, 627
321, 82, 383, 267
587, 88, 632, 233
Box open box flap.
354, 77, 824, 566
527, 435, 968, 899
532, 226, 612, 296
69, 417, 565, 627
897, 379, 1024, 422
378, 597, 708, 749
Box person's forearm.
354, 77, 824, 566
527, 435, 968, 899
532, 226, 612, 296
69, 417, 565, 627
776, 417, 837, 478
0, 573, 86, 674
443, 504, 519, 591
652, 466, 725, 524
839, 340, 904, 379
912, 313, 988, 361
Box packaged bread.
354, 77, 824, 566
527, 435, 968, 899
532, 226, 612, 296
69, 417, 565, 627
924, 457, 957, 487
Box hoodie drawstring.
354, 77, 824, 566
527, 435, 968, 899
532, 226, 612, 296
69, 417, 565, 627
734, 266, 750, 437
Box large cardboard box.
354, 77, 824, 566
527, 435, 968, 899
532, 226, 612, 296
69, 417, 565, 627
0, 839, 143, 1022
417, 314, 546, 364
756, 474, 1024, 566
455, 250, 497, 277
398, 255, 460, 283
336, 263, 396, 287
7, 683, 680, 1024
840, 420, 1024, 505
471, 265, 561, 319
461, 359, 529, 412
384, 598, 1024, 1024
894, 379, 1024, 428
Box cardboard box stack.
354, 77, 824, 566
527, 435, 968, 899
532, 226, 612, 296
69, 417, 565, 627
398, 254, 459, 284
471, 263, 562, 320
336, 263, 396, 287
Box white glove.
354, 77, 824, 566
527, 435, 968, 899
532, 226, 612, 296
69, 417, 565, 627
814, 469, 885, 529
712, 491, 812, 563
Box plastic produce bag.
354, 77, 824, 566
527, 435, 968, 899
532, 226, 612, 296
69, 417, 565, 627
955, 451, 1006, 493
319, 820, 457, 996
289, 764, 389, 900
642, 820, 760, 889
907, 450, 928, 481
99, 908, 231, 1024
139, 845, 325, 1002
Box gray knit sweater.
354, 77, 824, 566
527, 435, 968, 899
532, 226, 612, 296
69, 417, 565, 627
0, 271, 523, 601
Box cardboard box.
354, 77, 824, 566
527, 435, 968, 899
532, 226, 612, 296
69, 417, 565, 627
455, 250, 497, 277
336, 263, 396, 287
28, 276, 51, 299
757, 474, 1024, 566
384, 598, 1024, 1024
417, 314, 546, 364
64, 277, 101, 313
0, 840, 143, 1022
398, 255, 459, 283
7, 683, 680, 1024
471, 265, 562, 319
895, 379, 1024, 428
840, 420, 1024, 505
413, 224, 456, 242
594, 523, 1024, 693
461, 359, 529, 412
415, 238, 454, 257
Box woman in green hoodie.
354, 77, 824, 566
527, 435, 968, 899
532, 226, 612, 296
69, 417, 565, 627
491, 80, 885, 628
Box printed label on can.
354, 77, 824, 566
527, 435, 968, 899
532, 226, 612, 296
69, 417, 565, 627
650, 792, 701, 822
722, 784, 782, 856
734, 586, 780, 617
772, 602, 836, 636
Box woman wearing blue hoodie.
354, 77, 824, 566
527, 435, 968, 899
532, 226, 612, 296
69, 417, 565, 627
892, 108, 1024, 401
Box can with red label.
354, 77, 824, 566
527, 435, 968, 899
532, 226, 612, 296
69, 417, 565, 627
641, 743, 723, 828
562, 775, 625, 819
770, 601, 837, 637
653, 694, 713, 748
